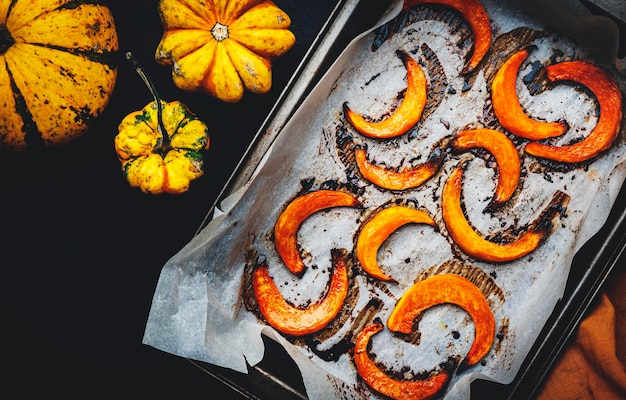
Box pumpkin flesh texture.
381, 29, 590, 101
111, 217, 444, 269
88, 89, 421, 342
354, 322, 450, 400
491, 48, 568, 141
451, 128, 521, 209
355, 146, 445, 191
524, 60, 623, 163
0, 1, 118, 151
274, 190, 361, 276
115, 101, 209, 195
156, 0, 295, 103
356, 205, 437, 281
344, 50, 427, 139
386, 274, 495, 367
252, 249, 350, 337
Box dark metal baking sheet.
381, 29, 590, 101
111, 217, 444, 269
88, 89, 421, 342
190, 0, 626, 398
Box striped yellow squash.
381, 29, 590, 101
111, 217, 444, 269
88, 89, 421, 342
0, 0, 119, 151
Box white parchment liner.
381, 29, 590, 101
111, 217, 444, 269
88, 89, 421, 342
144, 0, 626, 398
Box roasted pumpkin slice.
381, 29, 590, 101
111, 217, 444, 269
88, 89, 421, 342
442, 163, 569, 262
156, 0, 295, 103
354, 321, 450, 400
386, 273, 495, 366
403, 0, 492, 74
0, 0, 118, 151
524, 60, 623, 163
274, 190, 361, 276
355, 146, 446, 191
451, 128, 520, 209
344, 49, 427, 139
491, 48, 568, 141
356, 205, 437, 281
252, 249, 349, 336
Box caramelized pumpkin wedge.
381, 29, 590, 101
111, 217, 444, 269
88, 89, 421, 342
491, 48, 568, 140
451, 128, 520, 209
524, 60, 623, 163
252, 249, 349, 336
386, 274, 495, 366
403, 0, 492, 74
344, 49, 427, 139
356, 205, 437, 281
355, 147, 446, 191
354, 321, 450, 400
274, 189, 361, 276
442, 163, 569, 262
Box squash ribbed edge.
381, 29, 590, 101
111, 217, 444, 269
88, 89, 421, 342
29, 43, 118, 68
4, 61, 46, 150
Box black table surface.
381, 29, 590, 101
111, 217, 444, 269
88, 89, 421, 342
0, 0, 345, 396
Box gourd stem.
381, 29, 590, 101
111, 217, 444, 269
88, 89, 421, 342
125, 52, 170, 153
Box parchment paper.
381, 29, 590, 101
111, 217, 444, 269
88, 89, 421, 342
143, 0, 626, 398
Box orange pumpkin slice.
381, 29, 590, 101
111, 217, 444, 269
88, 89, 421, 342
354, 321, 450, 400
343, 49, 427, 139
252, 249, 349, 336
524, 60, 623, 163
442, 163, 568, 262
403, 0, 492, 74
451, 128, 520, 209
355, 147, 446, 191
491, 48, 568, 140
274, 189, 361, 276
386, 274, 495, 366
356, 205, 437, 281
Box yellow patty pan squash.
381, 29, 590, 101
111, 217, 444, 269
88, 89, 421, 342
115, 100, 210, 195
155, 0, 296, 103
0, 0, 118, 152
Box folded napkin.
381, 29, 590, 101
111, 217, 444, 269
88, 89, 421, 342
537, 263, 626, 399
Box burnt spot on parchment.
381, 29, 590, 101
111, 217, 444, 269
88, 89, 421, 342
415, 42, 448, 127
493, 317, 511, 357
366, 350, 460, 385
373, 4, 472, 54
298, 250, 384, 362
480, 27, 549, 84
302, 297, 384, 363
485, 190, 569, 245
295, 176, 365, 199
242, 250, 261, 317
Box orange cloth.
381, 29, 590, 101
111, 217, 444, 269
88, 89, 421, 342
536, 262, 626, 400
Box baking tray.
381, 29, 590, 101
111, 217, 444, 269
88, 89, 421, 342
189, 0, 626, 398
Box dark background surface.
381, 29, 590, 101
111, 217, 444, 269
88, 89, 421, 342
1, 0, 625, 398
